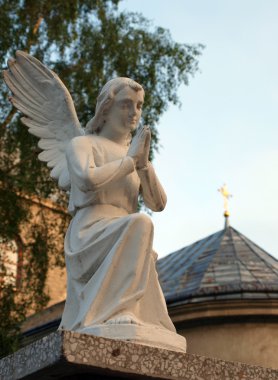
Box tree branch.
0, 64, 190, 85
33, 16, 43, 36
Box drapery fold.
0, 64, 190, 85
59, 135, 176, 335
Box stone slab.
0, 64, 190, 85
0, 331, 277, 380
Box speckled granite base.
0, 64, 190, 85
0, 331, 277, 380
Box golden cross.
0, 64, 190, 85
218, 184, 232, 217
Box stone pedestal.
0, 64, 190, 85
0, 331, 277, 380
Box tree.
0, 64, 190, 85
0, 0, 203, 356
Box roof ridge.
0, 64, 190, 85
159, 228, 225, 264
159, 229, 225, 295
197, 226, 240, 289
158, 229, 225, 281
231, 229, 278, 275
229, 226, 278, 263
228, 227, 264, 284
226, 227, 243, 284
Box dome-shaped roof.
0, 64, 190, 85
157, 225, 278, 306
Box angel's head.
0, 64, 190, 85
85, 77, 144, 135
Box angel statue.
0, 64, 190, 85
3, 51, 186, 352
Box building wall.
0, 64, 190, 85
28, 198, 68, 308
179, 322, 278, 369
45, 266, 66, 307
0, 195, 68, 310
22, 197, 68, 308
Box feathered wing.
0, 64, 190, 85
3, 50, 84, 190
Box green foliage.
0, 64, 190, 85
0, 281, 23, 357
0, 0, 203, 356
0, 227, 53, 358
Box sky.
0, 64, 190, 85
119, 0, 278, 259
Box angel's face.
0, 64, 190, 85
106, 86, 144, 134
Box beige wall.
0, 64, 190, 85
179, 322, 278, 369
45, 266, 66, 307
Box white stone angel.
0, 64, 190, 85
4, 51, 186, 351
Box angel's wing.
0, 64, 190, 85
3, 50, 84, 190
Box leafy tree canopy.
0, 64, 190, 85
0, 0, 203, 356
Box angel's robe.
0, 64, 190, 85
59, 134, 186, 350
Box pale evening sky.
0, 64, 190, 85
119, 0, 278, 259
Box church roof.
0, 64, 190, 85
157, 225, 278, 306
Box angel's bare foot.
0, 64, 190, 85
105, 314, 141, 325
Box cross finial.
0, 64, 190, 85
218, 184, 232, 227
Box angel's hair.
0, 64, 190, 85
85, 77, 144, 135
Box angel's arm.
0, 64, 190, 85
138, 163, 167, 211
66, 136, 135, 192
